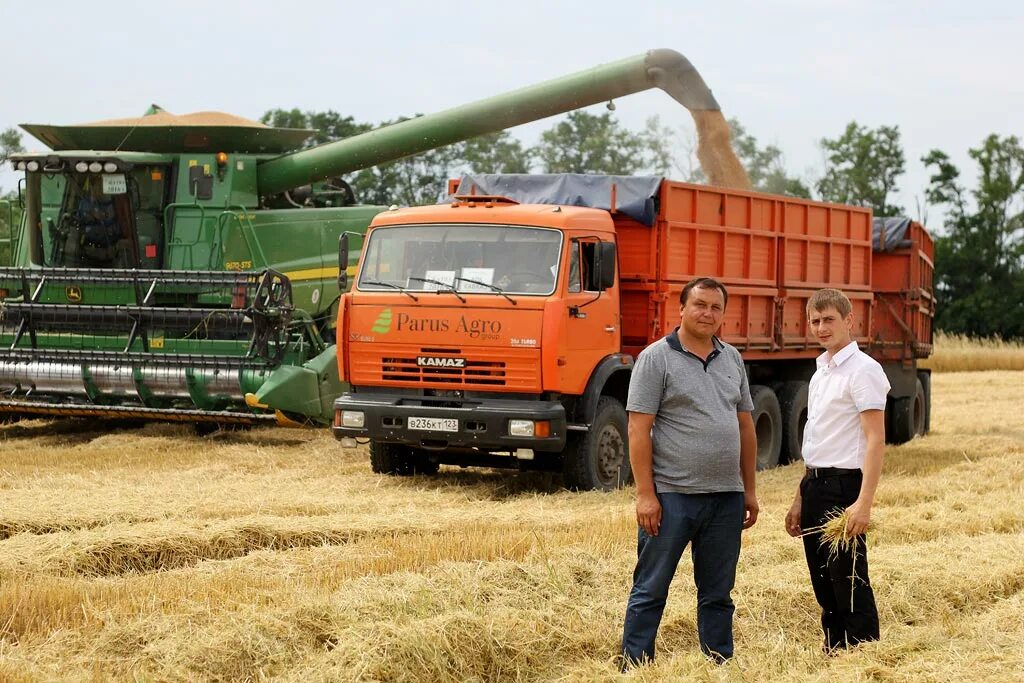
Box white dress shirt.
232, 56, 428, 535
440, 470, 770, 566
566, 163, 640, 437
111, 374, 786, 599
803, 341, 890, 469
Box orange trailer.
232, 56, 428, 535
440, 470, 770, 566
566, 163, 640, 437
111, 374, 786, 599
332, 175, 933, 489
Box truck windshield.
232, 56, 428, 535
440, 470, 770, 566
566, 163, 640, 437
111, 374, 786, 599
358, 224, 562, 295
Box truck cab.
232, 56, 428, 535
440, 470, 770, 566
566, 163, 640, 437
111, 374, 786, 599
333, 173, 935, 490
333, 195, 632, 490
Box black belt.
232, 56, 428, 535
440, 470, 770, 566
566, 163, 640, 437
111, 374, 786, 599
805, 466, 861, 479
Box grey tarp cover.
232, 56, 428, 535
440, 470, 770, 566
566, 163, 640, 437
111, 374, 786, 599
449, 174, 664, 226
873, 217, 914, 252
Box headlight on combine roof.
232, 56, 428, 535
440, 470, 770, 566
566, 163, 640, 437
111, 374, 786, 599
74, 161, 89, 173
26, 161, 40, 172
103, 162, 118, 173
340, 410, 365, 428
88, 161, 102, 173
15, 161, 26, 171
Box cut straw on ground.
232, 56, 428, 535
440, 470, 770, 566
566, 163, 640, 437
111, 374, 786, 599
0, 368, 1021, 681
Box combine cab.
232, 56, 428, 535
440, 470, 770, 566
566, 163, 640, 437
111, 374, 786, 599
1, 49, 724, 427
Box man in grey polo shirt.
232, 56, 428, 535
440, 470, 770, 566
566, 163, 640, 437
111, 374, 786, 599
621, 277, 758, 666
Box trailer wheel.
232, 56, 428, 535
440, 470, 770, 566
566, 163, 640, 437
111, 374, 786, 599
369, 441, 439, 476
749, 385, 783, 470
917, 371, 931, 434
563, 396, 631, 491
888, 378, 926, 444
778, 381, 808, 464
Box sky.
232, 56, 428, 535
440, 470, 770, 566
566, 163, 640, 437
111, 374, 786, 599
2, 0, 1021, 231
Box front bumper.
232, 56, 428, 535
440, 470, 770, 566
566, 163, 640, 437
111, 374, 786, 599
332, 393, 566, 452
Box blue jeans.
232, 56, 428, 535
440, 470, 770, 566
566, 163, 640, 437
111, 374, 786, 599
621, 491, 745, 664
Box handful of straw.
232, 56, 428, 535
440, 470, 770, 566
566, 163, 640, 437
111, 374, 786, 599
806, 508, 874, 560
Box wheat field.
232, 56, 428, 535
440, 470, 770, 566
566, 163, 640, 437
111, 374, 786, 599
0, 370, 1022, 682
920, 332, 1024, 372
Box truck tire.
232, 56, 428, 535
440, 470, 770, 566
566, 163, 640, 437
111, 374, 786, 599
369, 441, 440, 476
888, 378, 926, 444
917, 371, 931, 434
778, 381, 808, 464
563, 396, 631, 491
749, 384, 783, 470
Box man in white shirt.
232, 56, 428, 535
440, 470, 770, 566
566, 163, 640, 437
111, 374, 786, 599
785, 288, 889, 652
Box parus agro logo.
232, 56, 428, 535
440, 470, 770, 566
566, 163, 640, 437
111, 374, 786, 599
371, 308, 393, 334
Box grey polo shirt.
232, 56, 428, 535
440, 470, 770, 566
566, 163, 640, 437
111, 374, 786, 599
626, 330, 753, 494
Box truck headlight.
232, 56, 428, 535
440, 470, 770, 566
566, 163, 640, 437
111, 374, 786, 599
509, 419, 550, 437
341, 410, 365, 428
509, 419, 534, 437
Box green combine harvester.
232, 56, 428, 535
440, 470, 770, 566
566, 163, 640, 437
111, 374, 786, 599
0, 48, 721, 428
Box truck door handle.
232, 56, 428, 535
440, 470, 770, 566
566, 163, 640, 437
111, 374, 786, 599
604, 325, 616, 333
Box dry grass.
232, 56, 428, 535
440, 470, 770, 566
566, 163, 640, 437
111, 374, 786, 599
921, 331, 1024, 372
0, 371, 1022, 681
806, 508, 874, 561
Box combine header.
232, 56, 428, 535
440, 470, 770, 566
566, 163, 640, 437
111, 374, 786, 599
1, 49, 724, 427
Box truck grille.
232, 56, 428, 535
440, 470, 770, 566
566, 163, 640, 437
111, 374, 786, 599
350, 344, 541, 391
382, 356, 506, 385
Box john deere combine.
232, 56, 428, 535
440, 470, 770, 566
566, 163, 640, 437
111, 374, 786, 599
0, 48, 721, 427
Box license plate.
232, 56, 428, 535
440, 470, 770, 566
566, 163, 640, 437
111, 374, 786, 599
407, 416, 458, 432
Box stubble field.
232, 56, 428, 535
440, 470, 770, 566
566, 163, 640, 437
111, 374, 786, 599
0, 370, 1022, 682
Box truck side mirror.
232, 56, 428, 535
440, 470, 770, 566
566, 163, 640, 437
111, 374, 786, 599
597, 242, 616, 290
338, 233, 349, 291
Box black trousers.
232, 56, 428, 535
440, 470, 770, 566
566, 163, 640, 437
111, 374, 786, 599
800, 470, 879, 649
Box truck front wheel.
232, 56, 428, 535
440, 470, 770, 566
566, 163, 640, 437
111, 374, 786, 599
563, 396, 631, 491
369, 441, 440, 476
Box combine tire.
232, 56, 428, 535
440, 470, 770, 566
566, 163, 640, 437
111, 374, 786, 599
750, 384, 783, 470
563, 396, 631, 491
889, 378, 926, 444
778, 381, 809, 464
369, 441, 439, 476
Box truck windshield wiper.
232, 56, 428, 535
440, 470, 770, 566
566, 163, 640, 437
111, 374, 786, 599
454, 277, 518, 305
360, 279, 419, 301
407, 277, 466, 303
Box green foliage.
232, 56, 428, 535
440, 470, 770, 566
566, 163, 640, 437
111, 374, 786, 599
730, 119, 810, 197
0, 128, 24, 264
679, 118, 809, 197
0, 190, 22, 265
817, 122, 905, 214
0, 127, 23, 164
535, 111, 664, 175
259, 110, 371, 148
259, 110, 531, 206
924, 135, 1024, 338
349, 115, 463, 206
459, 132, 533, 175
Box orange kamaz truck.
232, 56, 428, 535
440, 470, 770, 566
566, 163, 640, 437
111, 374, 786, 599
330, 174, 934, 490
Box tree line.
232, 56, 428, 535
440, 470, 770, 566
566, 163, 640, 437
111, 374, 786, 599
1, 111, 1021, 338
